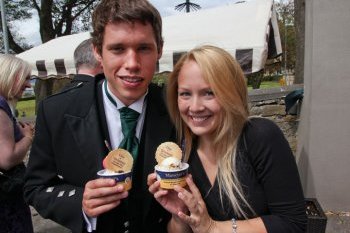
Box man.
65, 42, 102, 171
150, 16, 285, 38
63, 38, 103, 90
24, 0, 175, 232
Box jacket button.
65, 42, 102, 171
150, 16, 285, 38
124, 221, 130, 228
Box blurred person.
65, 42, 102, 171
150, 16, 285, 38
73, 38, 103, 84
24, 0, 175, 232
0, 54, 34, 232
148, 45, 307, 233
62, 38, 103, 91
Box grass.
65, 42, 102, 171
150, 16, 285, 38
247, 81, 281, 90
16, 98, 36, 118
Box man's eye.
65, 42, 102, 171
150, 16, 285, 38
139, 46, 152, 52
111, 47, 124, 53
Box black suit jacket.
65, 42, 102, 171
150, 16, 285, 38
24, 75, 175, 233
61, 74, 95, 91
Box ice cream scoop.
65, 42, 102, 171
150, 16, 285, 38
159, 157, 182, 171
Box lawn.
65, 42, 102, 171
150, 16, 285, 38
247, 81, 281, 90
16, 98, 36, 118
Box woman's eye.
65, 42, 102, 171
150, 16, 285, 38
178, 91, 190, 97
205, 90, 215, 96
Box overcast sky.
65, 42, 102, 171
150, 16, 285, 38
13, 0, 240, 46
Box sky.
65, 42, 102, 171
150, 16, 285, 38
13, 0, 238, 46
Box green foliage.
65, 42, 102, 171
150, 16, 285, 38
152, 72, 170, 87
275, 0, 296, 72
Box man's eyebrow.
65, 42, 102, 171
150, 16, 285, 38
106, 43, 123, 49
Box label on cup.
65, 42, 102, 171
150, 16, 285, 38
97, 169, 132, 191
155, 164, 188, 189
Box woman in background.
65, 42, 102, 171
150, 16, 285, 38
148, 45, 306, 233
0, 54, 34, 232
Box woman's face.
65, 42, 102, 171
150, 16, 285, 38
14, 76, 31, 99
177, 60, 221, 138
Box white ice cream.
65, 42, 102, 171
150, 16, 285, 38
159, 157, 182, 171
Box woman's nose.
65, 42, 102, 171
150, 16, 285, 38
189, 96, 204, 112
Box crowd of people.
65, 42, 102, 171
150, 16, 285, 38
0, 0, 306, 233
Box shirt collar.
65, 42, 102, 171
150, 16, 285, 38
104, 80, 147, 114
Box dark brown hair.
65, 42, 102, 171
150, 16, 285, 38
91, 0, 163, 55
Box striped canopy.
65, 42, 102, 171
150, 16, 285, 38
17, 0, 281, 79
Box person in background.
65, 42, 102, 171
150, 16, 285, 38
62, 38, 103, 91
148, 45, 307, 233
24, 0, 174, 232
72, 38, 103, 85
0, 54, 34, 232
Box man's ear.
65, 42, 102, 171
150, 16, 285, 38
157, 45, 163, 60
93, 46, 102, 62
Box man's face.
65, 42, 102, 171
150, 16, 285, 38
94, 21, 162, 106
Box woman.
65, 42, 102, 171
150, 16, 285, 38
148, 45, 307, 233
0, 54, 34, 232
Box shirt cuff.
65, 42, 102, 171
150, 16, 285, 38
82, 209, 97, 232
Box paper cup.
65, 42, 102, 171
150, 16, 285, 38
155, 163, 189, 189
97, 169, 132, 191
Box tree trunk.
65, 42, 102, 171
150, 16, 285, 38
294, 0, 305, 84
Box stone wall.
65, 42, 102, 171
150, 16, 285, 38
248, 84, 303, 154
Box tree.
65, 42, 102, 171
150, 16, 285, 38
175, 0, 201, 13
0, 0, 33, 53
294, 0, 305, 84
275, 0, 296, 75
1, 1, 99, 108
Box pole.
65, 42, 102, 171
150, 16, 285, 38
284, 20, 287, 81
0, 0, 9, 54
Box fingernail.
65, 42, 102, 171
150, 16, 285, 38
116, 185, 124, 192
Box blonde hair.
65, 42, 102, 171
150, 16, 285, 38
167, 45, 254, 218
0, 54, 31, 105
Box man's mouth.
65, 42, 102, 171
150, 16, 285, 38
119, 76, 143, 83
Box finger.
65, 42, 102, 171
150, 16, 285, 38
147, 173, 157, 186
186, 175, 203, 201
85, 178, 116, 189
84, 180, 125, 200
148, 179, 161, 194
154, 189, 168, 199
175, 186, 198, 212
83, 200, 121, 217
83, 190, 128, 208
177, 210, 197, 226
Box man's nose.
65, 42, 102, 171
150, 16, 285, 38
124, 50, 140, 71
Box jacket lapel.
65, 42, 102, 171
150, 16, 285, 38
65, 78, 108, 175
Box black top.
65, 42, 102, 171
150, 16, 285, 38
188, 117, 307, 233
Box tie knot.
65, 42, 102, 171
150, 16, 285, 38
119, 107, 140, 121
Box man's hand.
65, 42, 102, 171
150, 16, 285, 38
82, 178, 128, 217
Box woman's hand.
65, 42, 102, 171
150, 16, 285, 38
18, 121, 34, 141
174, 175, 215, 233
147, 172, 188, 215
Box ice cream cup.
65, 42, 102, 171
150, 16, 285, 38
97, 169, 132, 191
154, 163, 189, 189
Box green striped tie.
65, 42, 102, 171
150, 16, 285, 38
118, 107, 140, 160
